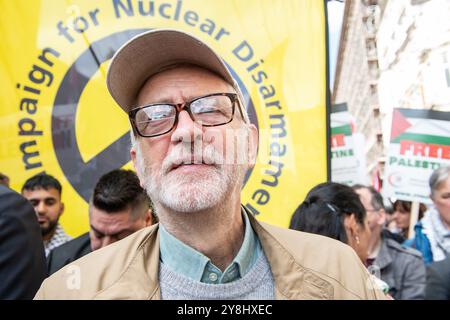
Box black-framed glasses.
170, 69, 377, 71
129, 93, 243, 138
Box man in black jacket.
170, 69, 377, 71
0, 185, 47, 299
47, 169, 154, 275
426, 256, 450, 300
46, 232, 91, 276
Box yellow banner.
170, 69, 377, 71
0, 0, 328, 236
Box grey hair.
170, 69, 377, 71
429, 166, 450, 196
352, 184, 385, 211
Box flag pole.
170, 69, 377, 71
408, 201, 420, 239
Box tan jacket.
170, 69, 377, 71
35, 214, 386, 300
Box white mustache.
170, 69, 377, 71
162, 143, 224, 174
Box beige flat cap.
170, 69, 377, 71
106, 29, 240, 114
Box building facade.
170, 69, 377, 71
332, 0, 386, 184
376, 0, 450, 148
332, 0, 450, 187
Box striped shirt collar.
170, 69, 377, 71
44, 223, 72, 257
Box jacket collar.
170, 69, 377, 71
158, 209, 261, 283
94, 207, 333, 300
246, 211, 333, 299
374, 236, 393, 270
94, 227, 161, 300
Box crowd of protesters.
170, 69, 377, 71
289, 166, 450, 300
0, 170, 155, 299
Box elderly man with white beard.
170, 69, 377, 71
35, 29, 386, 300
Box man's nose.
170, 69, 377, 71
36, 201, 46, 214
171, 110, 203, 143
101, 236, 114, 249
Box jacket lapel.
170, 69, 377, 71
94, 226, 161, 300
247, 212, 334, 299
374, 238, 393, 270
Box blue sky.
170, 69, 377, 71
327, 0, 344, 89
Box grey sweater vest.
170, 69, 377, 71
159, 253, 275, 300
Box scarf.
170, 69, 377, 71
421, 206, 450, 261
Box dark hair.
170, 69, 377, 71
289, 182, 366, 244
393, 200, 426, 220
22, 173, 62, 195
0, 172, 9, 187
384, 198, 394, 215
91, 169, 153, 220
352, 184, 385, 210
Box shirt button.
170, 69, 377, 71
208, 273, 218, 282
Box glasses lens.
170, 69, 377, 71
190, 95, 233, 125
134, 104, 176, 136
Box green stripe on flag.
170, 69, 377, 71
331, 124, 352, 136
391, 133, 450, 146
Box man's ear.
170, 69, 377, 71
59, 202, 64, 217
130, 146, 137, 169
378, 209, 387, 226
130, 145, 145, 188
59, 202, 65, 216
247, 124, 259, 169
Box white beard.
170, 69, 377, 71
135, 140, 244, 213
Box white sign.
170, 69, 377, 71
384, 108, 450, 203
331, 104, 368, 186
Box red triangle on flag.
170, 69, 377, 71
391, 109, 412, 140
